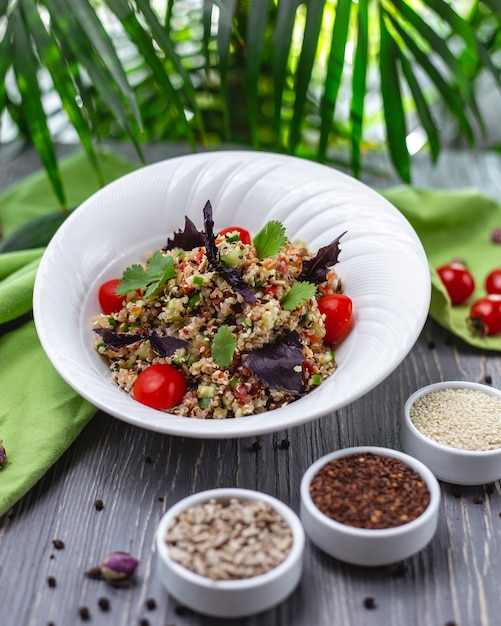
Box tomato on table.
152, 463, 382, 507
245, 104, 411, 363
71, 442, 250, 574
98, 279, 126, 315
133, 364, 187, 409
485, 268, 501, 295
468, 294, 501, 336
218, 226, 252, 245
317, 294, 353, 345
436, 262, 475, 305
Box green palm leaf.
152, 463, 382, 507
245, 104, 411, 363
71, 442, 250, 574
106, 0, 197, 148
10, 9, 66, 207
59, 0, 143, 131
350, 0, 368, 178
134, 0, 206, 139
215, 0, 239, 141
391, 0, 484, 134
0, 18, 12, 130
272, 0, 300, 147
317, 0, 352, 163
44, 1, 145, 161
386, 10, 475, 147
379, 9, 410, 183
395, 43, 440, 162
246, 0, 272, 147
289, 0, 325, 152
427, 0, 501, 89
20, 0, 103, 186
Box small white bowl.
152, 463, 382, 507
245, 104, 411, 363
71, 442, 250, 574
401, 381, 501, 485
155, 488, 305, 618
300, 446, 440, 566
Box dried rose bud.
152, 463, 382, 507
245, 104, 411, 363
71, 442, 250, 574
0, 440, 7, 468
491, 228, 501, 244
100, 552, 139, 585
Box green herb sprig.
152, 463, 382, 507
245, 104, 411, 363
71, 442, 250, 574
211, 325, 237, 367
117, 252, 176, 298
280, 281, 316, 310
253, 220, 287, 260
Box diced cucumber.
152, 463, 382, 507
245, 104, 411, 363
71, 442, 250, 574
319, 350, 335, 364
220, 246, 242, 267
197, 384, 216, 398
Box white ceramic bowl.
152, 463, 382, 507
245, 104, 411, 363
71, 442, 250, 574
300, 446, 440, 566
33, 150, 430, 438
155, 488, 305, 618
401, 381, 501, 485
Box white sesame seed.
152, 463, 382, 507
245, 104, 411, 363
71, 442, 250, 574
409, 388, 501, 451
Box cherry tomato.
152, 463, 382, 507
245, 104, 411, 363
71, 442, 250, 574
468, 294, 501, 336
436, 262, 475, 306
485, 268, 501, 295
98, 279, 125, 315
133, 364, 187, 409
317, 294, 353, 345
218, 226, 252, 245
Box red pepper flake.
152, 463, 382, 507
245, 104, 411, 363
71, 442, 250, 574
52, 539, 65, 550
309, 453, 430, 529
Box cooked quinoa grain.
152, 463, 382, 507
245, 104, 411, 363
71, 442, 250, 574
92, 205, 348, 419
409, 388, 501, 451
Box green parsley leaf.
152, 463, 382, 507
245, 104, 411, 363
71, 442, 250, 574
252, 220, 287, 260
280, 281, 316, 311
117, 252, 175, 297
211, 325, 237, 367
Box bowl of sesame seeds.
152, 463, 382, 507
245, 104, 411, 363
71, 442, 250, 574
155, 488, 305, 618
402, 380, 501, 485
299, 446, 440, 566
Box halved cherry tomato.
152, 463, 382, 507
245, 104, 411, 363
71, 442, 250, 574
98, 279, 125, 315
133, 364, 187, 409
485, 268, 501, 295
468, 294, 501, 336
218, 226, 252, 245
436, 262, 475, 305
317, 294, 353, 345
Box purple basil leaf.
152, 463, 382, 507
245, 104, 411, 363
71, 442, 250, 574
147, 331, 189, 357
297, 232, 346, 284
218, 266, 257, 303
202, 199, 219, 270
243, 330, 304, 395
94, 328, 142, 347
201, 199, 256, 302
164, 216, 204, 251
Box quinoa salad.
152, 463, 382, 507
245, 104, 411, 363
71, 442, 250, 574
92, 201, 351, 419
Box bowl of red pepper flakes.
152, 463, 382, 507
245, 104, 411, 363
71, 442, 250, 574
300, 446, 440, 566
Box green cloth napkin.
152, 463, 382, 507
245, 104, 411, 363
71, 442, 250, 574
0, 149, 136, 516
382, 186, 501, 351
1, 147, 500, 517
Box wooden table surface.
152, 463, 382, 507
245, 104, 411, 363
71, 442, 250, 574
1, 144, 501, 626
